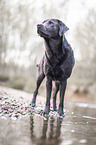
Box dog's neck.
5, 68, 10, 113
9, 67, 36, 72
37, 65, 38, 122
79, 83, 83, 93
44, 37, 62, 57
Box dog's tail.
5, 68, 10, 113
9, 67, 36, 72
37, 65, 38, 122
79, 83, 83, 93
36, 56, 44, 76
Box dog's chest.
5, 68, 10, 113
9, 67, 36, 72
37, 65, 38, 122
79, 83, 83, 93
44, 59, 63, 81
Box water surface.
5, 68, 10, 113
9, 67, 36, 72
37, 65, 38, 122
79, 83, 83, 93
0, 102, 96, 145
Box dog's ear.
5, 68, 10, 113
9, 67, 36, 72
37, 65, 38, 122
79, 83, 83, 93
43, 19, 49, 23
62, 35, 71, 54
59, 21, 69, 37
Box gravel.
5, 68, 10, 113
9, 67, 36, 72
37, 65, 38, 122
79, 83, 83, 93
0, 86, 59, 119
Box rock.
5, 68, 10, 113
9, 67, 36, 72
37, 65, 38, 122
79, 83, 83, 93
74, 86, 89, 95
0, 95, 3, 100
4, 96, 8, 100
14, 114, 19, 118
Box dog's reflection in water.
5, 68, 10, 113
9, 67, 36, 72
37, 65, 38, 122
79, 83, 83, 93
30, 115, 63, 145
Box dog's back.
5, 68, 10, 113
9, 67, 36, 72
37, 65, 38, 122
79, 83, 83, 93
60, 35, 75, 79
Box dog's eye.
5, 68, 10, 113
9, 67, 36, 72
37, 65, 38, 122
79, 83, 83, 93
49, 21, 53, 25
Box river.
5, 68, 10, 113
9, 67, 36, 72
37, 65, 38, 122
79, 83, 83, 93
0, 102, 96, 145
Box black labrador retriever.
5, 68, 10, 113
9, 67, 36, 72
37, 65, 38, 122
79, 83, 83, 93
30, 19, 75, 117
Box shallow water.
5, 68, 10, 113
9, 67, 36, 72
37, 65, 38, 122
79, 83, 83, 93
0, 102, 96, 145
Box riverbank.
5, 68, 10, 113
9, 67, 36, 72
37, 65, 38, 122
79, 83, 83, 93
0, 85, 96, 119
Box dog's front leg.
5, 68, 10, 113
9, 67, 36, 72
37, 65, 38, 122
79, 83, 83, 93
58, 80, 67, 117
43, 76, 52, 115
53, 82, 59, 111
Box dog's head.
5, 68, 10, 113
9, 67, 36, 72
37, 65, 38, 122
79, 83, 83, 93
37, 19, 69, 38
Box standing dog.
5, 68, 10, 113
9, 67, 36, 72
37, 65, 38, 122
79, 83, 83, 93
30, 19, 75, 117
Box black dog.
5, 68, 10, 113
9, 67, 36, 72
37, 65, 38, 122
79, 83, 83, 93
30, 19, 75, 116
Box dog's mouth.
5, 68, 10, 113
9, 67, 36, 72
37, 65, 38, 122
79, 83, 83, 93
38, 30, 49, 38
37, 24, 49, 38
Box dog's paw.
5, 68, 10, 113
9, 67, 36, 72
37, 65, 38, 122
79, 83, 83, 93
58, 107, 65, 117
30, 102, 36, 107
53, 106, 58, 111
43, 106, 50, 115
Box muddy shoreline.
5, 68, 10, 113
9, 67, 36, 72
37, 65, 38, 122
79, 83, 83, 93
0, 86, 61, 119
0, 86, 96, 119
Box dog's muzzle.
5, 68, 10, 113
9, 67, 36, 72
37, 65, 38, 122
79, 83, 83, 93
37, 24, 42, 28
37, 24, 49, 38
37, 24, 43, 34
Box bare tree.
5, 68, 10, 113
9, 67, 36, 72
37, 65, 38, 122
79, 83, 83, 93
0, 0, 9, 72
75, 9, 96, 63
0, 0, 69, 74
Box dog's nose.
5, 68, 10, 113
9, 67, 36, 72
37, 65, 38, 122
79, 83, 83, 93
37, 24, 42, 28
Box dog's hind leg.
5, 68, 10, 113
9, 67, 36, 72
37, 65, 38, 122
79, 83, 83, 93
30, 73, 45, 107
53, 82, 59, 111
58, 80, 67, 117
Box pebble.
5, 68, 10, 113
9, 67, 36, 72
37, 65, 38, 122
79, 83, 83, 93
0, 96, 3, 100
79, 139, 87, 143
4, 96, 8, 100
0, 94, 30, 118
0, 94, 60, 119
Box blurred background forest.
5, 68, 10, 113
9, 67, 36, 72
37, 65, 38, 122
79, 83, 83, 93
0, 0, 96, 100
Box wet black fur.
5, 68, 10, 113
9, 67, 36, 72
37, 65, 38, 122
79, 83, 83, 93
30, 19, 75, 116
